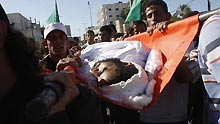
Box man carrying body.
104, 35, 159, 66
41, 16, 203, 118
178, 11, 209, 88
140, 0, 194, 124
40, 22, 71, 71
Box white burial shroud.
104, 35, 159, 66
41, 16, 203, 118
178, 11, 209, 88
79, 41, 162, 109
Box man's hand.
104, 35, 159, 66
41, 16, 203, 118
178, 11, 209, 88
56, 56, 82, 72
44, 70, 79, 115
70, 46, 82, 56
147, 21, 171, 35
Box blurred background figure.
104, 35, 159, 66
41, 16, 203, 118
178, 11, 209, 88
68, 36, 82, 56
67, 37, 75, 49
120, 27, 134, 40
81, 30, 96, 49
108, 24, 117, 38
133, 20, 147, 35
98, 25, 112, 42
112, 33, 124, 41
73, 37, 80, 46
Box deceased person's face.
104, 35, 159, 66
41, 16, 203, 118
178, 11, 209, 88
90, 58, 138, 86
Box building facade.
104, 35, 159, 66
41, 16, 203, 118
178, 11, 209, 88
97, 1, 128, 27
7, 13, 42, 43
65, 25, 72, 37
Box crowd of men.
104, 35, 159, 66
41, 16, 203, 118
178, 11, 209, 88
1, 0, 220, 124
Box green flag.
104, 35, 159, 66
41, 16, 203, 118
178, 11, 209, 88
46, 0, 60, 24
125, 0, 141, 23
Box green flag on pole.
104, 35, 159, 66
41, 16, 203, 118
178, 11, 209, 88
46, 0, 60, 24
125, 0, 141, 23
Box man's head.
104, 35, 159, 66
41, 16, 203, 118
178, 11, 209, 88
133, 20, 147, 35
90, 58, 138, 86
99, 25, 112, 42
67, 37, 74, 49
86, 30, 95, 44
44, 22, 68, 58
145, 0, 171, 26
73, 37, 80, 46
0, 4, 42, 87
68, 37, 79, 49
108, 24, 117, 37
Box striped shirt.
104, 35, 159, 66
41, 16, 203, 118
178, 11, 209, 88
198, 14, 220, 113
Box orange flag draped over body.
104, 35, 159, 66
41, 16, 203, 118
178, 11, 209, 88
125, 14, 200, 110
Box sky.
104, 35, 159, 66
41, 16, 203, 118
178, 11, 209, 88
1, 0, 220, 36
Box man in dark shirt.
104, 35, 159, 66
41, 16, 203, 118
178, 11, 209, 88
40, 22, 70, 71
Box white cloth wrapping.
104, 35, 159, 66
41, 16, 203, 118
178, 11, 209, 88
99, 62, 156, 109
144, 49, 163, 80
79, 41, 159, 109
80, 41, 150, 67
145, 49, 163, 74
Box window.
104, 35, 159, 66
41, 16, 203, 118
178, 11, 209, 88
116, 15, 120, 17
109, 8, 111, 11
109, 15, 112, 17
116, 8, 119, 11
110, 21, 113, 24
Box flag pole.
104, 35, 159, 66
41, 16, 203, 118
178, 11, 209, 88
129, 0, 132, 8
88, 1, 93, 27
199, 7, 220, 22
55, 0, 60, 22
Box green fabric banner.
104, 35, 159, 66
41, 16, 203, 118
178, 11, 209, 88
125, 0, 141, 23
46, 0, 60, 24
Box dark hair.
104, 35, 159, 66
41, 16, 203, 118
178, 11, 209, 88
127, 27, 134, 35
0, 4, 10, 31
108, 24, 117, 32
95, 58, 138, 85
133, 20, 147, 29
112, 33, 124, 39
86, 30, 95, 35
99, 25, 112, 35
0, 4, 42, 100
146, 0, 168, 13
73, 37, 79, 41
4, 29, 43, 95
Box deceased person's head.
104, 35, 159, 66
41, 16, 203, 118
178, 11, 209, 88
90, 58, 138, 86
